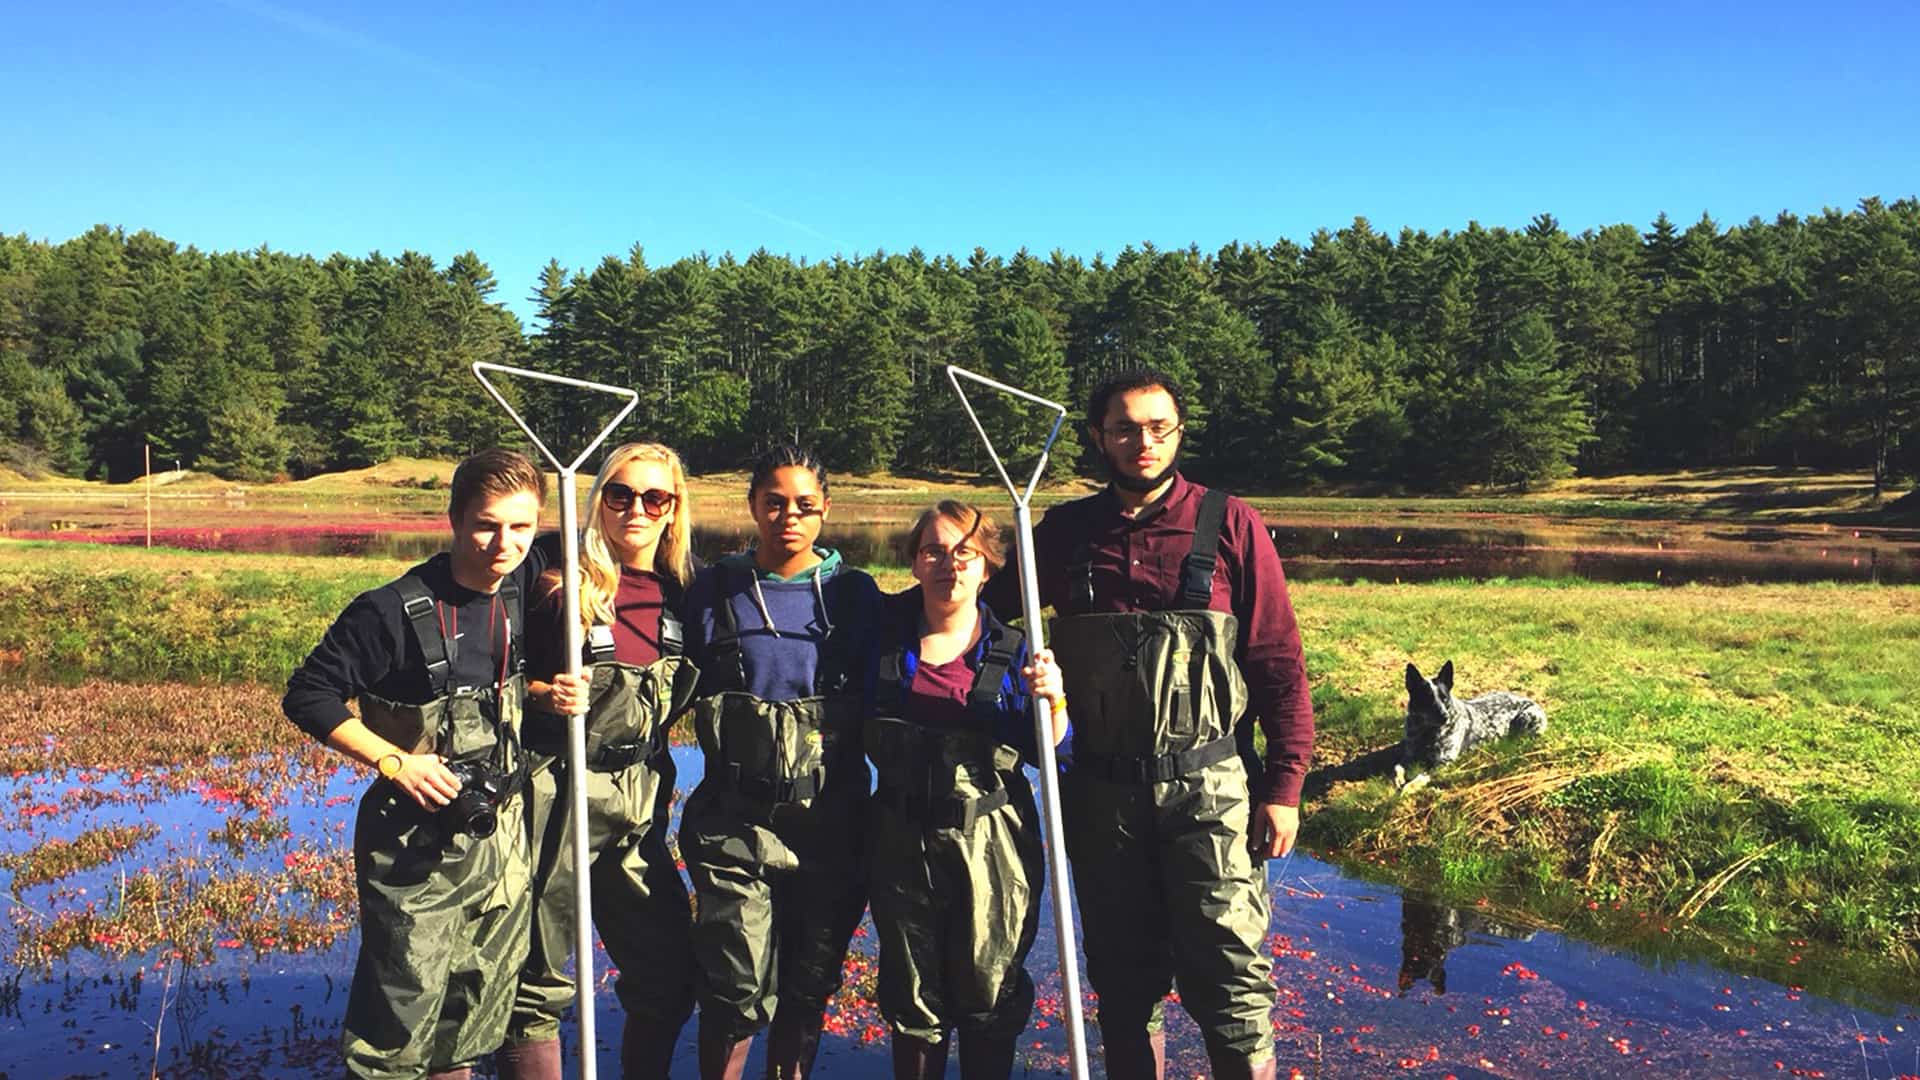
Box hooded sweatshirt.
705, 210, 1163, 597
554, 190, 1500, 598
682, 547, 883, 703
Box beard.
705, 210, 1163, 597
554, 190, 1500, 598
1103, 443, 1179, 493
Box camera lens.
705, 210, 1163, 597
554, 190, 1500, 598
450, 791, 497, 838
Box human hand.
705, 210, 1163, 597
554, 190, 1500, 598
1252, 802, 1300, 859
393, 753, 462, 810
549, 671, 593, 716
1021, 648, 1070, 746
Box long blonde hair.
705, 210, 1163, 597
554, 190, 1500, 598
572, 442, 694, 629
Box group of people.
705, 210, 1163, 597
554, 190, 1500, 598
283, 367, 1317, 1080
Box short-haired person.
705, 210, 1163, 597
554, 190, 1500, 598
283, 449, 550, 1080
497, 443, 702, 1079
984, 370, 1316, 1080
679, 444, 883, 1080
869, 501, 1069, 1080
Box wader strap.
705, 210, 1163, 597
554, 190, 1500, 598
1066, 545, 1094, 614
719, 761, 825, 805
1178, 488, 1230, 610
660, 609, 686, 657
389, 576, 452, 697
709, 566, 750, 692
585, 623, 618, 665
875, 650, 907, 715
522, 711, 667, 771
1074, 733, 1237, 784
874, 783, 1011, 833
968, 624, 1023, 719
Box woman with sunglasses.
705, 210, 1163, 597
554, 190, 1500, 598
498, 443, 702, 1080
679, 443, 883, 1080
867, 501, 1067, 1080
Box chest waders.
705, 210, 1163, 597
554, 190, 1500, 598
509, 608, 703, 1062
865, 623, 1045, 1065
1046, 490, 1278, 1075
680, 568, 871, 1048
343, 574, 536, 1080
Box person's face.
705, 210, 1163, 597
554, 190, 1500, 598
598, 458, 678, 565
751, 466, 828, 560
450, 488, 542, 584
910, 515, 988, 604
1091, 387, 1184, 491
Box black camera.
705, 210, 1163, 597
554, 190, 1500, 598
443, 760, 509, 839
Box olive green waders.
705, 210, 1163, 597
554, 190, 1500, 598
681, 692, 868, 1039
1049, 491, 1276, 1074
865, 625, 1041, 1075
508, 638, 702, 1069
345, 576, 535, 1080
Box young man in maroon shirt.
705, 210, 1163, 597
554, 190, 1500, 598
985, 369, 1314, 1080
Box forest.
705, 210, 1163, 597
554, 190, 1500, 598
2, 196, 1916, 493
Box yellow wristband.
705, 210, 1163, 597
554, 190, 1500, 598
1051, 696, 1068, 716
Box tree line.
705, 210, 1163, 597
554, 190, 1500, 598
3, 197, 1916, 493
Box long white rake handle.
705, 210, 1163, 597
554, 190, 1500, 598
944, 365, 1091, 1080
473, 361, 640, 1080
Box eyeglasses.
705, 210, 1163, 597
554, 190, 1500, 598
916, 543, 983, 567
602, 482, 677, 518
1101, 420, 1183, 444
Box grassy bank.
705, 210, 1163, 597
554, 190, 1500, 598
4, 541, 1917, 984
1293, 578, 1920, 987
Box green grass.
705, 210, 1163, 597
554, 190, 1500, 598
6, 540, 1918, 987
1291, 577, 1920, 988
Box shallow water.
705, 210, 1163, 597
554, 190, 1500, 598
3, 748, 1915, 1078
7, 497, 1918, 586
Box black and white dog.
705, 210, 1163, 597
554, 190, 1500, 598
1397, 661, 1547, 788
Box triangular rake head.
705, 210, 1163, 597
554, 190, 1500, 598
472, 362, 640, 474
944, 365, 1068, 504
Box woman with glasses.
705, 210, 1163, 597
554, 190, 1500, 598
868, 501, 1068, 1080
498, 443, 702, 1080
679, 444, 883, 1080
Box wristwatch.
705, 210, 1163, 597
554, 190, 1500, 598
376, 752, 406, 780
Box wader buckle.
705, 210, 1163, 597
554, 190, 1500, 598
592, 741, 653, 772
877, 783, 1010, 832
723, 762, 824, 805
1081, 734, 1237, 784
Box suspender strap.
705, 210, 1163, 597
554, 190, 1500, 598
1066, 544, 1095, 614
389, 575, 452, 697
875, 649, 907, 715
874, 783, 1011, 833
1074, 733, 1237, 785
709, 566, 749, 692
1178, 488, 1230, 610
968, 624, 1023, 718
659, 609, 686, 657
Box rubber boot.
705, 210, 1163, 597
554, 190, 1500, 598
956, 1029, 1016, 1080
764, 1012, 825, 1080
1206, 1054, 1278, 1080
1099, 1027, 1166, 1080
622, 1013, 686, 1080
699, 1028, 755, 1080
495, 1039, 563, 1080
891, 1033, 951, 1080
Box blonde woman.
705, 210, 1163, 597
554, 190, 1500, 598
498, 443, 702, 1080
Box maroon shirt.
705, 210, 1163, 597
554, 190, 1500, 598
985, 472, 1315, 805
527, 565, 668, 680
906, 652, 977, 732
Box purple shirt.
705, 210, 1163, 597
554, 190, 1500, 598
985, 472, 1315, 805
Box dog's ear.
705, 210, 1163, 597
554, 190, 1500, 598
1405, 662, 1423, 697
1436, 660, 1454, 695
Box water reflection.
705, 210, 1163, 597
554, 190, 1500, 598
1396, 894, 1538, 997
7, 504, 1920, 585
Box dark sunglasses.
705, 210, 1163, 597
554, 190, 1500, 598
602, 482, 677, 517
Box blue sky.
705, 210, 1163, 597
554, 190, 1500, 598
5, 0, 1916, 325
